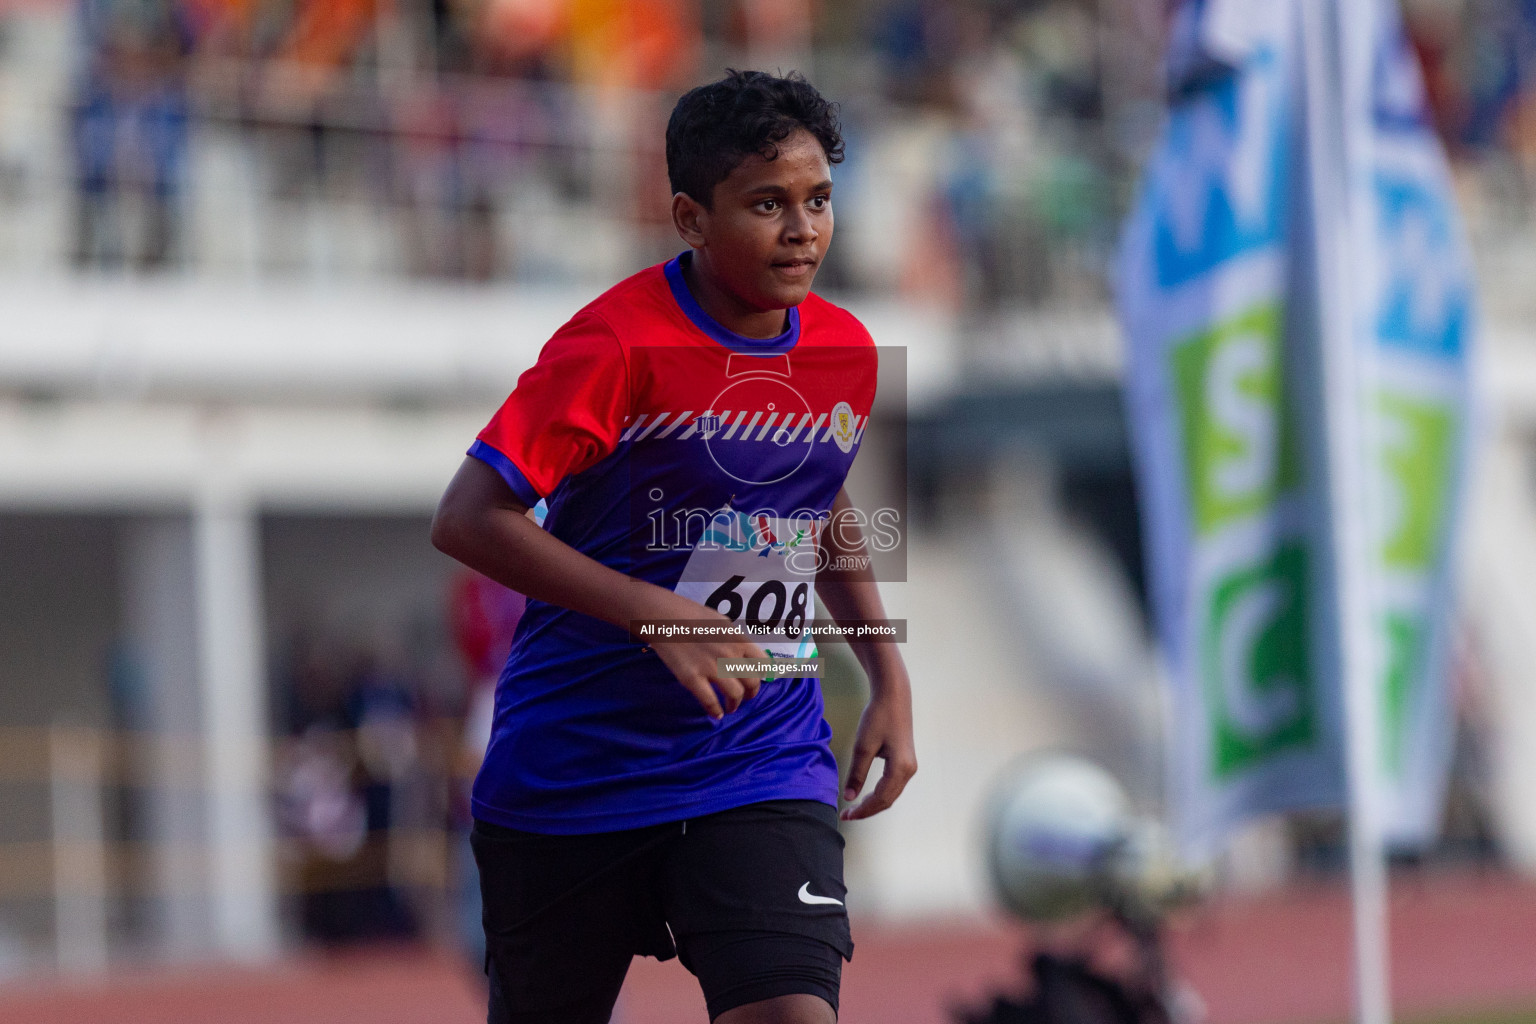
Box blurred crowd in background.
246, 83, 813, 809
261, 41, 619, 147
26, 0, 1536, 302
4, 0, 1157, 299
63, 0, 697, 277
267, 570, 520, 950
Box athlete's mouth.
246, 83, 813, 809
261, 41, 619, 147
773, 257, 818, 273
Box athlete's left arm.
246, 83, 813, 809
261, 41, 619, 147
817, 486, 917, 821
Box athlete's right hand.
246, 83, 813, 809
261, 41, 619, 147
636, 587, 770, 719
433, 459, 768, 720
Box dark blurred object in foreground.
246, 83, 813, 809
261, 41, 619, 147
957, 950, 1173, 1024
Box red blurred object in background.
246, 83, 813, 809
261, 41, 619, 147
449, 570, 525, 683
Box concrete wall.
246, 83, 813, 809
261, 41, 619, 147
0, 515, 118, 965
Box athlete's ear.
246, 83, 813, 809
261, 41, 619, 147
671, 191, 708, 249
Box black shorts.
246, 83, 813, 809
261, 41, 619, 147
471, 799, 853, 1024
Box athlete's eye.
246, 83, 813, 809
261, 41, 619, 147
809, 195, 830, 210
757, 198, 780, 212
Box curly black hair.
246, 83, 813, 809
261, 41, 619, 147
665, 70, 845, 208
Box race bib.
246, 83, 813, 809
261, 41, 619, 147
673, 508, 822, 663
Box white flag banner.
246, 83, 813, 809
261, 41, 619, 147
1118, 0, 1343, 857
1355, 0, 1475, 844
1116, 0, 1473, 855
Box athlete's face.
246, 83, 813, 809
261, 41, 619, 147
672, 128, 834, 334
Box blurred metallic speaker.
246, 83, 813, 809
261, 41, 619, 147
985, 755, 1206, 923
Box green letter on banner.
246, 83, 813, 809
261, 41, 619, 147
1204, 544, 1317, 778
1381, 611, 1426, 778
1172, 304, 1301, 536
1378, 392, 1455, 572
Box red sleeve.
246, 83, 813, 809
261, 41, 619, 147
469, 312, 629, 504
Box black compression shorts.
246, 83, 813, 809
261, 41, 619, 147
471, 799, 852, 1024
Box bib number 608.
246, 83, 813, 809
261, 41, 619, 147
705, 574, 809, 637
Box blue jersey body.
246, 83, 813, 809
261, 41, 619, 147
468, 254, 878, 834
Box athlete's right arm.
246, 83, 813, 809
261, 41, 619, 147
430, 456, 768, 719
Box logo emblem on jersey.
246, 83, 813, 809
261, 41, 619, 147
695, 413, 722, 437
831, 401, 857, 454
797, 882, 843, 907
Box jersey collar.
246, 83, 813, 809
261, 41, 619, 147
664, 252, 801, 355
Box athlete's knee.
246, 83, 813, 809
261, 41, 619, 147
712, 992, 837, 1024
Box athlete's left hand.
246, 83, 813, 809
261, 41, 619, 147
839, 681, 916, 821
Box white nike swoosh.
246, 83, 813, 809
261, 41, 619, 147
797, 882, 843, 907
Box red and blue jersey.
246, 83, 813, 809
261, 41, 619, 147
468, 252, 878, 834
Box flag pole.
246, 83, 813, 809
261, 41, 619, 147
1298, 2, 1392, 1023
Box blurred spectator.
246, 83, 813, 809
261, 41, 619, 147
71, 0, 195, 270
472, 0, 568, 78
1456, 0, 1525, 152
563, 0, 701, 90
394, 83, 476, 279
277, 644, 424, 946
265, 0, 380, 103
1407, 0, 1467, 142
251, 0, 387, 256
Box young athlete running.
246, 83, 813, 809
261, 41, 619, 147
431, 69, 916, 1024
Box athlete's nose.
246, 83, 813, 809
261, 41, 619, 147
784, 204, 817, 244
